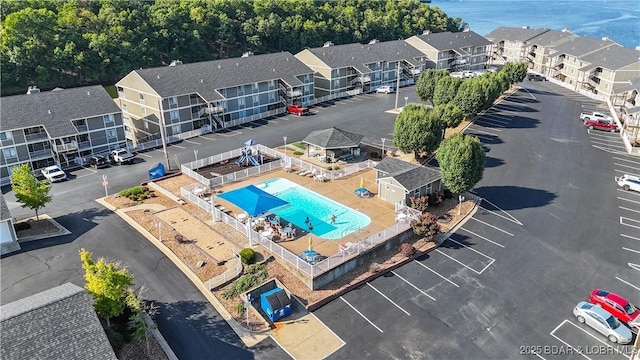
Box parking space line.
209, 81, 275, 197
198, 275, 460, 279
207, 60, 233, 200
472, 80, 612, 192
622, 247, 640, 255
618, 197, 640, 205
184, 139, 201, 145
550, 320, 592, 360
170, 144, 186, 149
308, 312, 347, 350
82, 167, 97, 174
617, 189, 640, 197
469, 217, 514, 236
412, 260, 459, 287
268, 335, 296, 359
532, 351, 547, 360
339, 297, 384, 333
588, 132, 621, 140
460, 227, 505, 248
567, 321, 630, 358
620, 217, 640, 229
466, 128, 500, 137
621, 234, 640, 242
138, 153, 153, 158
614, 163, 640, 170
478, 198, 523, 225
390, 271, 436, 301
613, 157, 640, 164
475, 119, 506, 127
619, 206, 640, 214
617, 276, 640, 291
435, 249, 494, 274
614, 169, 640, 177
198, 135, 217, 141
472, 122, 502, 131
592, 145, 629, 155
366, 283, 410, 316
447, 238, 496, 259
590, 139, 625, 149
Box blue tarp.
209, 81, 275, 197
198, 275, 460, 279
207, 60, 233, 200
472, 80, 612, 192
149, 163, 166, 180
217, 185, 290, 217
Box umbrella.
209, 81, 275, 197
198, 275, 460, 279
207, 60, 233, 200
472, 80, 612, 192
360, 177, 365, 188
308, 237, 313, 251
244, 139, 256, 146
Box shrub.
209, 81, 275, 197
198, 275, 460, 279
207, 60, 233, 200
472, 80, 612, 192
118, 185, 150, 201
370, 152, 379, 159
428, 193, 443, 206
326, 166, 333, 171
235, 303, 246, 315
332, 166, 340, 170
293, 151, 304, 156
409, 195, 429, 212
239, 248, 256, 265
443, 189, 454, 199
174, 234, 187, 243
222, 264, 268, 299
293, 142, 306, 149
400, 242, 416, 257
410, 212, 440, 242
13, 222, 31, 231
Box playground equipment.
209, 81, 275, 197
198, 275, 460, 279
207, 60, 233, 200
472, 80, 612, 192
236, 146, 262, 166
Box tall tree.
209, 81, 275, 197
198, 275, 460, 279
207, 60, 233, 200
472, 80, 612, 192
433, 76, 462, 106
452, 78, 484, 115
433, 103, 464, 129
416, 69, 448, 103
393, 104, 444, 159
10, 163, 52, 220
501, 62, 528, 85
80, 248, 136, 327
436, 133, 485, 213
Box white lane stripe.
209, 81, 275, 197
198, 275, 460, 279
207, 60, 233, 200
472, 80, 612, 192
621, 217, 640, 230
613, 156, 640, 164
469, 217, 514, 236
618, 197, 640, 205
588, 132, 622, 140
590, 139, 625, 149
614, 162, 640, 170
138, 153, 153, 158
477, 259, 496, 274
184, 139, 201, 145
614, 169, 640, 177
622, 247, 640, 255
339, 297, 384, 333
436, 249, 483, 274
466, 128, 500, 137
412, 260, 459, 287
268, 335, 296, 360
366, 283, 410, 316
474, 119, 506, 127
198, 136, 217, 141
391, 271, 436, 301
564, 321, 628, 357
307, 312, 347, 350
621, 234, 640, 241
532, 351, 547, 360
619, 206, 640, 214
477, 199, 523, 225
549, 320, 592, 360
170, 144, 186, 149
592, 145, 629, 155
472, 123, 502, 131
446, 238, 495, 259
617, 189, 640, 197
460, 227, 505, 248
617, 277, 640, 291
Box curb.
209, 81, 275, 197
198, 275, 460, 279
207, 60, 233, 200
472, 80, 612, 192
17, 214, 72, 242
95, 197, 270, 348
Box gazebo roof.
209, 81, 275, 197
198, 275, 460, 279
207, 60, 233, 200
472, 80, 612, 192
302, 127, 364, 149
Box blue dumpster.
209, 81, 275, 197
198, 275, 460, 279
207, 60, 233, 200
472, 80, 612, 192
260, 288, 292, 322
149, 163, 166, 180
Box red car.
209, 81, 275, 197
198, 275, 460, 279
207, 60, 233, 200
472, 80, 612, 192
286, 104, 310, 116
583, 119, 618, 132
589, 289, 640, 333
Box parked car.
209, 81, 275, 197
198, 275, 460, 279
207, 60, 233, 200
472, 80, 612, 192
449, 72, 465, 79
461, 71, 475, 78
583, 119, 618, 132
580, 111, 612, 121
88, 155, 110, 169
589, 289, 640, 333
41, 165, 67, 183
286, 103, 310, 116
616, 174, 640, 192
573, 301, 633, 344
526, 73, 547, 81
109, 149, 136, 165
375, 86, 395, 94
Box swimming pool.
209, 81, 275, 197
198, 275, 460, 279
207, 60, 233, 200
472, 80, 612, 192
259, 178, 370, 239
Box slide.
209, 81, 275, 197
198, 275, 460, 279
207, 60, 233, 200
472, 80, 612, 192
248, 155, 260, 166
235, 155, 246, 165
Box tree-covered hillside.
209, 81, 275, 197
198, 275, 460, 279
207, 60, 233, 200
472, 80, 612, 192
0, 0, 464, 95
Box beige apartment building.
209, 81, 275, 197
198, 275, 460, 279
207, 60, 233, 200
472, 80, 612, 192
405, 29, 493, 71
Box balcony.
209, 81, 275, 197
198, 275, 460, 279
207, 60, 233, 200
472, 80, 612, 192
409, 68, 421, 75
29, 149, 53, 160
587, 77, 600, 88
78, 141, 91, 150
354, 75, 371, 83
25, 132, 48, 142
450, 58, 467, 66
287, 90, 302, 98
74, 125, 88, 132
552, 68, 563, 77
54, 141, 78, 153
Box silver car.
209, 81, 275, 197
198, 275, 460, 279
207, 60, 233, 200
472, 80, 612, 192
573, 301, 633, 344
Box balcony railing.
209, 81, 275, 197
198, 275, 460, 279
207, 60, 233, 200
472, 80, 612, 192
74, 125, 88, 132
554, 59, 565, 68
29, 149, 53, 160
287, 90, 302, 98
78, 141, 91, 150
553, 68, 563, 77
587, 78, 599, 88
55, 142, 78, 152
25, 132, 48, 142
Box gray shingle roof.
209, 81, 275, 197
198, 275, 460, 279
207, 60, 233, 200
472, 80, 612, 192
413, 31, 493, 55
578, 45, 640, 71
0, 194, 11, 221
374, 157, 441, 192
485, 27, 550, 43
305, 39, 427, 70
613, 78, 640, 93
302, 128, 364, 149
131, 52, 312, 101
1, 283, 117, 360
548, 36, 617, 58
529, 29, 576, 46
0, 86, 120, 138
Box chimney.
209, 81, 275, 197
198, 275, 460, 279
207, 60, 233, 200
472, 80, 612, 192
602, 36, 610, 42
87, 91, 91, 96
26, 86, 41, 94
241, 51, 254, 57
522, 25, 530, 29
323, 41, 334, 47
169, 60, 182, 66
368, 39, 379, 44
562, 27, 571, 33
48, 110, 51, 114
422, 30, 431, 35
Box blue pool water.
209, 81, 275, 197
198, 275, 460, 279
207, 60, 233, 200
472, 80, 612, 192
259, 178, 371, 239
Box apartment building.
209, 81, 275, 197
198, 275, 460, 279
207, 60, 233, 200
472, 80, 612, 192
404, 29, 493, 71
612, 78, 640, 145
295, 39, 428, 97
485, 26, 555, 63
0, 86, 125, 185
521, 29, 576, 74
574, 45, 640, 97
116, 52, 314, 144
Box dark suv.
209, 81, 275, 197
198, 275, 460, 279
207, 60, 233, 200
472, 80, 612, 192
526, 74, 547, 81
88, 155, 110, 169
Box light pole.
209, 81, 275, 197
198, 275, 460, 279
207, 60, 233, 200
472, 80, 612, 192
458, 195, 465, 215
394, 66, 401, 111
156, 221, 162, 242
283, 136, 287, 157
381, 138, 386, 159
194, 149, 198, 166
101, 174, 109, 197
404, 96, 408, 108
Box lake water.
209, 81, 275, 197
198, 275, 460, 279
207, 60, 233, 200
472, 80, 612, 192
431, 0, 640, 49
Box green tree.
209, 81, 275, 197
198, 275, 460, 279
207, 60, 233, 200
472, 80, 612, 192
433, 75, 462, 106
80, 248, 136, 327
393, 104, 444, 159
10, 163, 51, 220
415, 69, 448, 103
433, 103, 464, 129
436, 133, 485, 212
452, 79, 485, 115
501, 62, 528, 85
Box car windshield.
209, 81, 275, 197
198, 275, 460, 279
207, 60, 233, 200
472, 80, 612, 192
624, 302, 637, 315
605, 315, 620, 329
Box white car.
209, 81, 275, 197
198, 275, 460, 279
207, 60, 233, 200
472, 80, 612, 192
573, 301, 633, 344
462, 71, 475, 78
41, 165, 67, 182
616, 174, 640, 192
375, 86, 394, 94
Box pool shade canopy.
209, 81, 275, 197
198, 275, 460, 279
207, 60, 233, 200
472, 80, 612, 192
217, 185, 290, 217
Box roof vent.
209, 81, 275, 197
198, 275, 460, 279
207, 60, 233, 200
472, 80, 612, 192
87, 91, 91, 96
157, 74, 160, 79
26, 86, 41, 94
522, 25, 530, 29
241, 51, 254, 57
236, 62, 239, 66
422, 30, 431, 35
602, 36, 610, 41
200, 79, 204, 83
368, 39, 379, 44
352, 56, 354, 60
323, 41, 334, 47
218, 64, 221, 69
169, 60, 182, 66
273, 68, 276, 72
48, 110, 52, 114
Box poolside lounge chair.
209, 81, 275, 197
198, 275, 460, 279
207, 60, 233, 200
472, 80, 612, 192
307, 169, 318, 177
314, 174, 326, 182
298, 169, 311, 176
284, 165, 292, 172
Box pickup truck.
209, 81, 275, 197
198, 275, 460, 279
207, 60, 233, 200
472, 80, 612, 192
41, 165, 67, 182
583, 118, 619, 132
580, 111, 612, 121
110, 149, 136, 164
286, 104, 310, 116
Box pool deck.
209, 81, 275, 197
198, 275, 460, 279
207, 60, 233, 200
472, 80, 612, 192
213, 167, 396, 258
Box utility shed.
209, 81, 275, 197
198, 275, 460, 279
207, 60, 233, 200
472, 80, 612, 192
260, 288, 292, 322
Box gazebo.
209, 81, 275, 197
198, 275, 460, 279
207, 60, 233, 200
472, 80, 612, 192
301, 127, 364, 163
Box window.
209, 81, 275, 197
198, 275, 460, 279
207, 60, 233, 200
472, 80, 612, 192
237, 86, 244, 96
253, 95, 259, 105
103, 114, 114, 124
122, 103, 127, 112
3, 148, 17, 159
334, 79, 340, 87
253, 83, 259, 92
170, 110, 179, 120
238, 97, 245, 107
144, 121, 149, 130
139, 93, 144, 100
106, 129, 117, 139
168, 96, 178, 107
172, 125, 180, 134
141, 106, 146, 115
0, 131, 12, 140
